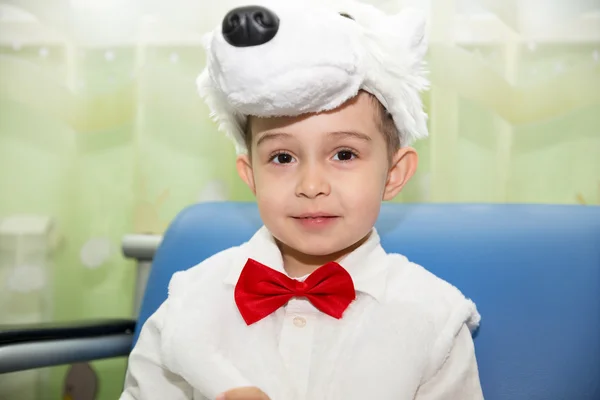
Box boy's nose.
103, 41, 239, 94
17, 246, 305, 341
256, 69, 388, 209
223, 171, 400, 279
222, 6, 279, 47
296, 165, 331, 199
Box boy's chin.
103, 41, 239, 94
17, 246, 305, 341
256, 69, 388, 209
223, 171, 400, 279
279, 236, 360, 260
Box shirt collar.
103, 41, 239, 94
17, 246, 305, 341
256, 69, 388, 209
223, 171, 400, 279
224, 226, 388, 302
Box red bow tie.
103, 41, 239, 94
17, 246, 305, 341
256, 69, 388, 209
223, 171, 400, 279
234, 258, 356, 325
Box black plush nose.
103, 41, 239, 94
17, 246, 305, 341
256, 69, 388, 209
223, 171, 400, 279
222, 6, 279, 47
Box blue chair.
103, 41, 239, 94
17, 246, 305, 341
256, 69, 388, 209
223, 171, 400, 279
2, 202, 599, 400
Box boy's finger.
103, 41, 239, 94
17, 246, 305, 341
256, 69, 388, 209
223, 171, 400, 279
217, 386, 270, 400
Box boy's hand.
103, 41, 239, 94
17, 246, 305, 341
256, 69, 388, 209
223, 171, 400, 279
216, 387, 271, 400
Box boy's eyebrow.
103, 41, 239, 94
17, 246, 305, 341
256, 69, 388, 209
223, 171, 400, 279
255, 130, 372, 147
256, 132, 292, 147
328, 130, 372, 142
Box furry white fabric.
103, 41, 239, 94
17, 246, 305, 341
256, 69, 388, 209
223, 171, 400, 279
150, 227, 480, 399
197, 0, 430, 154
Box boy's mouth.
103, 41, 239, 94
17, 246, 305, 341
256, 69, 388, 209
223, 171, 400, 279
293, 213, 338, 219
291, 213, 340, 228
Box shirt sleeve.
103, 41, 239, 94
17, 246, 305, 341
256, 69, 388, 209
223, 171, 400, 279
119, 302, 194, 400
414, 324, 484, 400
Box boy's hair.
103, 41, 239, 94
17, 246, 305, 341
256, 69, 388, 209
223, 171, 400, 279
244, 91, 401, 163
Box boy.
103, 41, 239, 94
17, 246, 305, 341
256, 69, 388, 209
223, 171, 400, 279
121, 1, 483, 399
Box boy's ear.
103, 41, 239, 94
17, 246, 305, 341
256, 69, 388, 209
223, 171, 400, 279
236, 154, 256, 195
383, 147, 418, 201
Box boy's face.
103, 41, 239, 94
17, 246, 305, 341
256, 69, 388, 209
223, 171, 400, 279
237, 92, 417, 258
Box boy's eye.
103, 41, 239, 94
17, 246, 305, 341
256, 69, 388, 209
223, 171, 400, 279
333, 150, 356, 161
271, 153, 295, 164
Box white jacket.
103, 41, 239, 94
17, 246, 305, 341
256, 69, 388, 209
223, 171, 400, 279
120, 227, 483, 400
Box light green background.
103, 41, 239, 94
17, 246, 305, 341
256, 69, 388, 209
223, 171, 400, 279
0, 1, 599, 399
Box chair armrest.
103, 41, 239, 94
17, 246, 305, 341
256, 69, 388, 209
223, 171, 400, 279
0, 319, 135, 345
0, 319, 136, 373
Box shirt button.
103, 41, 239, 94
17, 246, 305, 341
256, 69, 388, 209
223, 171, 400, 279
293, 316, 306, 328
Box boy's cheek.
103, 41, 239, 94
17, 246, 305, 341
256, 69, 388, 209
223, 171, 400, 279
254, 177, 295, 208
253, 164, 385, 195
254, 171, 290, 191
332, 164, 387, 188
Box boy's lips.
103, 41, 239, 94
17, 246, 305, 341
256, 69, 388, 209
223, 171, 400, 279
291, 213, 340, 229
293, 213, 339, 219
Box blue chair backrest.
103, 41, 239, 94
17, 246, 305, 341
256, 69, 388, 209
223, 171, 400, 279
136, 202, 600, 400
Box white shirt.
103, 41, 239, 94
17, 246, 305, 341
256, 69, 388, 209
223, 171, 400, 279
274, 300, 482, 399
279, 297, 316, 399
121, 227, 483, 400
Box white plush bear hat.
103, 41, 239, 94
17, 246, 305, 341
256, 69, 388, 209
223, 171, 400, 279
197, 0, 429, 154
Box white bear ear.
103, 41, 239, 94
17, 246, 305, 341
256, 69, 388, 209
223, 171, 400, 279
201, 32, 213, 51
393, 8, 428, 59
